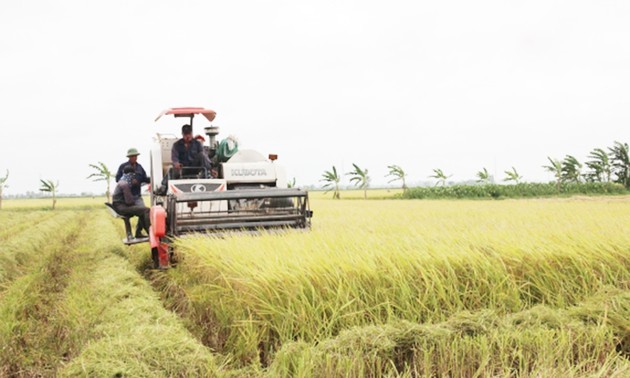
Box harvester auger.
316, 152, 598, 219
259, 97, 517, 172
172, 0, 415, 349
148, 107, 312, 269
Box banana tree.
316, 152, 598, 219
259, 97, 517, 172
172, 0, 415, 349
320, 166, 341, 199
585, 148, 611, 183
386, 165, 408, 191
609, 141, 630, 188
476, 168, 491, 184
347, 163, 370, 199
503, 167, 522, 184
0, 170, 8, 210
429, 168, 451, 187
39, 179, 59, 210
543, 157, 562, 191
87, 162, 113, 202
561, 155, 582, 183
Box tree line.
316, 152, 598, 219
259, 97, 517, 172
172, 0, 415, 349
320, 141, 630, 199
1, 141, 628, 207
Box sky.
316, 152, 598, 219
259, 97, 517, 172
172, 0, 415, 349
1, 1, 629, 195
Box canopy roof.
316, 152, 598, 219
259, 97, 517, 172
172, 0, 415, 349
154, 107, 217, 123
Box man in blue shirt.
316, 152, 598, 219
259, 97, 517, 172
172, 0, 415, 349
171, 124, 212, 177
154, 125, 216, 195
115, 148, 150, 198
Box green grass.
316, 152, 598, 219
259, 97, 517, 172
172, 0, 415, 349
401, 182, 627, 199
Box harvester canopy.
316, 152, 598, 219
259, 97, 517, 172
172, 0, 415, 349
154, 107, 217, 123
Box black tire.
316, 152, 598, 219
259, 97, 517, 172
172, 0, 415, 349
151, 247, 159, 269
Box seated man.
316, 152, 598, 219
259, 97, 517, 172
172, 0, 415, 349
171, 124, 212, 178
112, 165, 150, 238
154, 125, 216, 195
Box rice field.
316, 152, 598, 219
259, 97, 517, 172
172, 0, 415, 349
1, 194, 629, 376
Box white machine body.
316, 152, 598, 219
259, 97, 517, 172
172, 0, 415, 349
150, 135, 288, 190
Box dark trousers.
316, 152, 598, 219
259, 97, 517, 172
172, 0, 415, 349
113, 202, 150, 236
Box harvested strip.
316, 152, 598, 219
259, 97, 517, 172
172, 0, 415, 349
0, 212, 87, 376
0, 211, 219, 376
0, 211, 57, 241
0, 211, 81, 290
58, 213, 218, 377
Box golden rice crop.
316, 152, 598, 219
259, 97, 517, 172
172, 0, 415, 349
0, 196, 108, 210
161, 198, 630, 374
3, 196, 630, 376
270, 287, 630, 377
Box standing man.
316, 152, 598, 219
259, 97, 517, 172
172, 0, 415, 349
115, 147, 150, 200
112, 165, 150, 239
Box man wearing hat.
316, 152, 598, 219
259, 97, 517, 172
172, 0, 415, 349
112, 165, 150, 239
115, 147, 150, 198
171, 124, 212, 175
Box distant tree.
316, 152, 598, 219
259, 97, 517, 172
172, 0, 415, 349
0, 170, 8, 210
609, 141, 630, 188
585, 148, 611, 183
320, 166, 341, 199
386, 165, 408, 191
503, 167, 522, 184
476, 168, 491, 184
346, 163, 370, 199
561, 155, 582, 183
429, 168, 451, 187
347, 163, 370, 199
543, 157, 562, 191
39, 179, 59, 210
87, 162, 113, 202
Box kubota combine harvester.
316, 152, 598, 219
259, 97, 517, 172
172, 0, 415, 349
118, 107, 312, 269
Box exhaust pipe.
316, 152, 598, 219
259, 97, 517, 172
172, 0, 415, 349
204, 126, 220, 158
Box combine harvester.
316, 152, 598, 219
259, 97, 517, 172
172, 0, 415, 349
127, 107, 311, 268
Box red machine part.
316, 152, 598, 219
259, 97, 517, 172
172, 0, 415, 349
150, 205, 166, 238
157, 242, 170, 268
150, 205, 169, 269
